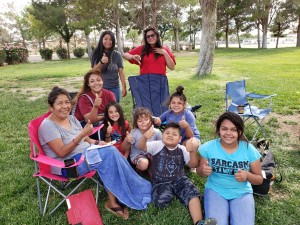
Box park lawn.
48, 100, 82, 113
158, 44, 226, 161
0, 48, 299, 225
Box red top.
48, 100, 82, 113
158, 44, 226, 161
74, 89, 116, 121
111, 121, 130, 155
128, 45, 176, 76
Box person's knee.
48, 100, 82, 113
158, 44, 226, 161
136, 158, 149, 171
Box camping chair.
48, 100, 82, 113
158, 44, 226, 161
28, 112, 101, 215
128, 74, 170, 117
225, 80, 276, 141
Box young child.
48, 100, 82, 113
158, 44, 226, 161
122, 107, 162, 172
138, 122, 217, 225
197, 112, 263, 225
154, 85, 200, 152
101, 101, 131, 158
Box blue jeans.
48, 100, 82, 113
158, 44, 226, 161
106, 86, 120, 103
204, 188, 255, 225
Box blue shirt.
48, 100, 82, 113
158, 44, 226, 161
199, 139, 261, 200
159, 109, 200, 143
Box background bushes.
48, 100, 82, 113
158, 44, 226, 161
56, 47, 68, 59
39, 48, 53, 60
73, 47, 85, 58
4, 47, 28, 65
0, 50, 6, 66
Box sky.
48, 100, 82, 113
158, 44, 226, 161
0, 0, 31, 13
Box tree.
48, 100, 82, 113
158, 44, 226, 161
126, 29, 139, 47
196, 0, 217, 75
29, 0, 75, 58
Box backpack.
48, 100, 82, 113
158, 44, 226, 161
252, 139, 282, 196
71, 94, 94, 117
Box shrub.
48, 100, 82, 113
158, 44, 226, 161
123, 46, 130, 53
0, 50, 6, 66
39, 48, 53, 60
56, 47, 68, 59
4, 47, 28, 65
73, 47, 85, 58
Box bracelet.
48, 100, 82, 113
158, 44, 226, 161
72, 139, 79, 145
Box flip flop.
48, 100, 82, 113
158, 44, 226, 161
104, 200, 129, 220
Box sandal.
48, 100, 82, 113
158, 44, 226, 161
104, 200, 129, 220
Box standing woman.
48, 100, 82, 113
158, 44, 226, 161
91, 31, 127, 103
123, 26, 176, 76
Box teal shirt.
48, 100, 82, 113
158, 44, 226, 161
199, 139, 261, 200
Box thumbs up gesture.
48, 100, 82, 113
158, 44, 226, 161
101, 53, 108, 64
144, 125, 155, 139
179, 116, 189, 129
94, 93, 102, 108
82, 120, 93, 136
107, 121, 113, 135
234, 169, 248, 182
202, 160, 212, 176
125, 131, 134, 144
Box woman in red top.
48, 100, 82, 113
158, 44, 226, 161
123, 26, 176, 76
73, 69, 116, 127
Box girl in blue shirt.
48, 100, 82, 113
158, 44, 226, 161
197, 112, 263, 225
154, 86, 200, 152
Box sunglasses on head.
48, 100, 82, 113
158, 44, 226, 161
146, 34, 156, 39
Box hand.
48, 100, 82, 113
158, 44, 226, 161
179, 116, 189, 129
125, 131, 134, 144
201, 161, 212, 176
132, 54, 141, 65
154, 48, 167, 55
144, 125, 155, 139
107, 121, 113, 135
153, 117, 161, 126
122, 88, 127, 97
101, 53, 108, 64
185, 138, 199, 152
82, 120, 93, 136
234, 170, 248, 182
94, 93, 102, 108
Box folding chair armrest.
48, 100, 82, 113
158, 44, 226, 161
92, 124, 104, 135
30, 154, 85, 168
246, 93, 276, 99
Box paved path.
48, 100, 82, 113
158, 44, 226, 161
28, 53, 88, 62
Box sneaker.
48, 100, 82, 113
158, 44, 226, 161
196, 218, 217, 225
190, 168, 197, 173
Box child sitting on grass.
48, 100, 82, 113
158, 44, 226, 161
138, 122, 217, 225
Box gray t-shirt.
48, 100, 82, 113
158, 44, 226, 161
129, 128, 162, 162
102, 50, 123, 89
38, 115, 90, 175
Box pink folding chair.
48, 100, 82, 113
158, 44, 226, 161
28, 112, 101, 215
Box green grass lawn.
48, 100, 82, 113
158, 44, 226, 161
0, 48, 299, 225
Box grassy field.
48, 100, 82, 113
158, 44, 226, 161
0, 48, 299, 225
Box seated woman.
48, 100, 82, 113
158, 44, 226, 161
38, 86, 152, 220
72, 69, 116, 128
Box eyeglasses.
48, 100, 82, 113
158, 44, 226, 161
146, 34, 156, 39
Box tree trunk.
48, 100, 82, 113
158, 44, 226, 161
152, 0, 157, 28
85, 32, 92, 58
174, 29, 179, 51
115, 18, 123, 54
237, 30, 241, 48
276, 36, 279, 48
257, 23, 261, 49
262, 21, 268, 49
142, 0, 146, 30
225, 15, 229, 48
66, 42, 70, 59
196, 0, 217, 75
297, 16, 300, 47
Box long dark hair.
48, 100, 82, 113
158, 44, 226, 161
103, 101, 127, 140
91, 30, 116, 72
141, 26, 162, 61
215, 112, 246, 142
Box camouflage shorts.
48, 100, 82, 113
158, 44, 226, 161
152, 176, 200, 208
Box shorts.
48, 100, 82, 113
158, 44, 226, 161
152, 176, 200, 208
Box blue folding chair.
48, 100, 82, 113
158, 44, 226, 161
128, 74, 169, 117
225, 80, 276, 141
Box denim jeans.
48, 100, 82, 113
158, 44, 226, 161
106, 86, 120, 103
204, 188, 255, 225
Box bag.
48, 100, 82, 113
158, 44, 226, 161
252, 139, 282, 196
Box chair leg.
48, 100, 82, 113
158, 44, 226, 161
36, 177, 43, 215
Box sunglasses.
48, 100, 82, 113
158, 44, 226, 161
146, 34, 156, 39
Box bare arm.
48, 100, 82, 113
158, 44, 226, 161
196, 155, 213, 177
47, 121, 93, 158
234, 159, 263, 185
118, 68, 127, 97
188, 150, 199, 168
154, 48, 175, 70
